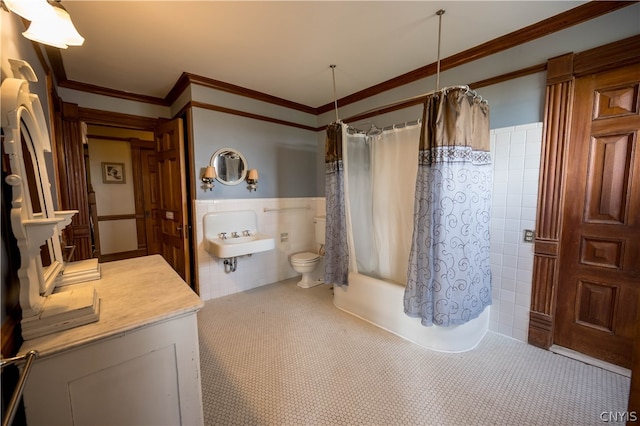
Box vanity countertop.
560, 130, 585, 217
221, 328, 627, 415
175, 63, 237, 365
19, 255, 204, 358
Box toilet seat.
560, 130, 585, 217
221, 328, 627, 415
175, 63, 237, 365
291, 252, 320, 264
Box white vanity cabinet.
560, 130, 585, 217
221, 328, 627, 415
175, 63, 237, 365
18, 255, 205, 426
2, 61, 203, 424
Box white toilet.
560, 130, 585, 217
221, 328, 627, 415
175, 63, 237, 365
290, 216, 325, 288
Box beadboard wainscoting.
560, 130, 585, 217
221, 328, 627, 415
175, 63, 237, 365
489, 123, 543, 341
196, 198, 326, 300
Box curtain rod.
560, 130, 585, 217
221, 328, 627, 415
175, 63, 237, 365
345, 85, 471, 123
330, 64, 339, 122
326, 61, 547, 130
188, 61, 527, 132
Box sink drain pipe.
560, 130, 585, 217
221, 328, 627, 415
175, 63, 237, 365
223, 257, 238, 273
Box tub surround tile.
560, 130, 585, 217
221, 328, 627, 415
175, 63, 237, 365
506, 194, 523, 208
501, 276, 517, 293
509, 141, 526, 158
498, 320, 514, 337
520, 219, 536, 232
505, 205, 522, 220
523, 169, 540, 184
494, 170, 508, 183
514, 305, 530, 325
524, 154, 542, 169
489, 123, 542, 342
493, 191, 507, 207
502, 254, 518, 269
521, 207, 537, 221
500, 290, 516, 306
525, 142, 542, 161
515, 123, 541, 131
511, 327, 528, 342
515, 291, 531, 308
516, 270, 534, 286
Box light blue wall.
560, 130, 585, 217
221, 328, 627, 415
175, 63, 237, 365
312, 5, 639, 193
473, 73, 547, 130
193, 108, 318, 199
317, 5, 639, 130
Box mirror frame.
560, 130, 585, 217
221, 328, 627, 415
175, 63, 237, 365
210, 148, 247, 186
19, 118, 63, 293
1, 60, 74, 316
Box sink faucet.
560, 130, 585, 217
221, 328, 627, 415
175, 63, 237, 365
243, 230, 251, 237
219, 232, 227, 240
231, 232, 239, 238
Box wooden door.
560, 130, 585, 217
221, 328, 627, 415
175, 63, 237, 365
156, 118, 190, 283
89, 136, 154, 263
554, 64, 640, 368
140, 148, 161, 255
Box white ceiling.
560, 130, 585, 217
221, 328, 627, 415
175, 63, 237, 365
60, 1, 588, 108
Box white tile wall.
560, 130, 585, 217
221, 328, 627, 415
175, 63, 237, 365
195, 197, 326, 301
489, 123, 542, 342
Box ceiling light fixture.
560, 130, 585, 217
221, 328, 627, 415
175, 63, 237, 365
3, 0, 52, 21
3, 0, 84, 49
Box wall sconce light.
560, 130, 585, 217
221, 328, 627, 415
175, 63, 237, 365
202, 166, 216, 191
246, 169, 258, 192
3, 0, 85, 49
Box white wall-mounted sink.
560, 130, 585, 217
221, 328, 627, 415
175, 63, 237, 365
206, 233, 274, 258
203, 210, 275, 259
225, 235, 257, 244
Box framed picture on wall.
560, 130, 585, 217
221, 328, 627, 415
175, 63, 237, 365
101, 162, 126, 184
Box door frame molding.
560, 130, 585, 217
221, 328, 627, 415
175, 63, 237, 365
528, 35, 640, 349
54, 105, 160, 260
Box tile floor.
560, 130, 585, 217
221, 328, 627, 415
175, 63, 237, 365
198, 278, 630, 425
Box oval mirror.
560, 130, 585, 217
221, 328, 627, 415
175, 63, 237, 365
212, 148, 247, 185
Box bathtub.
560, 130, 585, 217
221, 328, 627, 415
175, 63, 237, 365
333, 272, 490, 352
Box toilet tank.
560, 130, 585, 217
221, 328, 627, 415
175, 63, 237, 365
314, 216, 326, 245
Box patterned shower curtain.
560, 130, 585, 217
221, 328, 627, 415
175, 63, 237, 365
403, 87, 492, 327
324, 122, 349, 286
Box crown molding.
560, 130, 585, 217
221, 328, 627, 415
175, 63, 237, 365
167, 73, 318, 115
42, 1, 633, 118
189, 101, 317, 132
58, 79, 168, 106
315, 0, 633, 114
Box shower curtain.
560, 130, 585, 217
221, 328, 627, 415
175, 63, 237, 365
325, 122, 421, 286
325, 87, 491, 327
403, 87, 492, 327
324, 123, 349, 286
345, 124, 421, 283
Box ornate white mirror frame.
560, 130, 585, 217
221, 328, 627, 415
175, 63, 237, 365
1, 60, 100, 340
